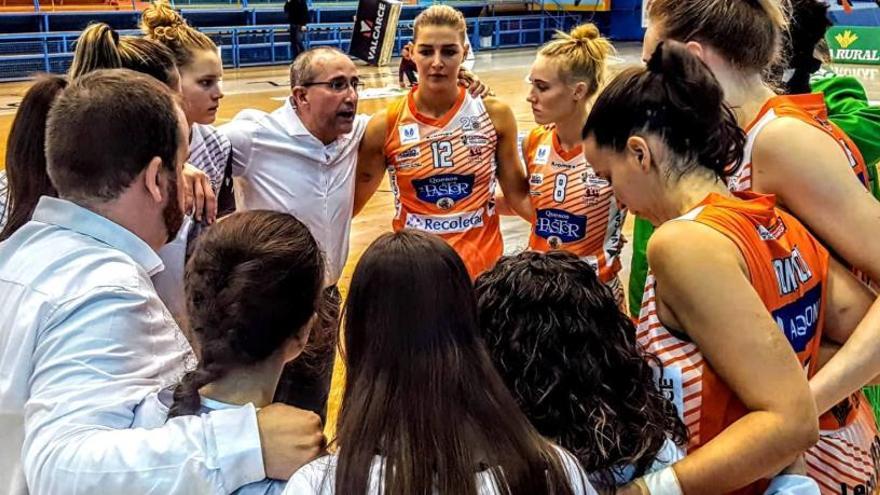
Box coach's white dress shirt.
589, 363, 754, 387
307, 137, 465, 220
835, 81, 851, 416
220, 100, 369, 285
0, 197, 263, 494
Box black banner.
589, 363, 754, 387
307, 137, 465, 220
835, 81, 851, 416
349, 0, 401, 66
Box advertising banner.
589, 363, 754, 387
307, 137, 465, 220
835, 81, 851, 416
349, 0, 402, 66
827, 26, 880, 65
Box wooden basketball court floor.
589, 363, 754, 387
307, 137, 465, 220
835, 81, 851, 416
0, 44, 646, 287
3, 44, 880, 436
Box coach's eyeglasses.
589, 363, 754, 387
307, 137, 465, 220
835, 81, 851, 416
302, 77, 365, 93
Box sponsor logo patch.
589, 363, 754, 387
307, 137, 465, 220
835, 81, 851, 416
534, 145, 551, 165
398, 147, 420, 159
582, 170, 609, 187
772, 283, 822, 353
757, 217, 787, 241
427, 130, 454, 140
529, 173, 544, 186
462, 133, 490, 147
535, 208, 587, 244
399, 124, 420, 145
412, 173, 475, 208
405, 208, 485, 234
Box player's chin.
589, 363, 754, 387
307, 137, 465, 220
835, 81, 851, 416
425, 74, 454, 86
532, 110, 551, 126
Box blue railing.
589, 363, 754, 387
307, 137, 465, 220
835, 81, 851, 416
0, 1, 497, 32
0, 13, 579, 80
165, 0, 507, 8
538, 0, 582, 31
3, 0, 508, 12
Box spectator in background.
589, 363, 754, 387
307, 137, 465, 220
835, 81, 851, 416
1, 22, 182, 241
398, 42, 417, 88
285, 0, 310, 58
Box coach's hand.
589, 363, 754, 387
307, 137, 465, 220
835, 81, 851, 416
182, 163, 217, 224
458, 70, 493, 98
257, 404, 325, 480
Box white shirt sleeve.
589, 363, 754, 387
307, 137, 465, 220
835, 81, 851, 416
219, 117, 259, 178
764, 475, 821, 495
152, 216, 194, 326
232, 478, 287, 495
283, 470, 322, 494
283, 456, 337, 494
354, 113, 371, 145
554, 446, 599, 495
22, 288, 265, 494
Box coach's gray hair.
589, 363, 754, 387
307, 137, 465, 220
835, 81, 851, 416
289, 47, 347, 87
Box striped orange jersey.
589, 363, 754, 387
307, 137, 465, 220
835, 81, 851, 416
523, 125, 626, 283
384, 87, 502, 278
728, 94, 870, 193
637, 192, 829, 495
806, 396, 880, 494
726, 94, 880, 494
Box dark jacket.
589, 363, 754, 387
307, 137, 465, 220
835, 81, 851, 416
284, 0, 309, 26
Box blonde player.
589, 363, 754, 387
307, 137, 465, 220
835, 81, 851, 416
354, 4, 531, 279
141, 1, 232, 325
522, 23, 626, 304
142, 0, 229, 216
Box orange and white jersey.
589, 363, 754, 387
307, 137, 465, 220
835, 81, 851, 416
725, 95, 880, 494
728, 94, 870, 193
523, 125, 626, 283
806, 396, 880, 495
637, 192, 830, 495
384, 87, 502, 278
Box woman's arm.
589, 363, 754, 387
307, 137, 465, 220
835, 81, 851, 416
645, 221, 819, 495
810, 258, 880, 414
753, 118, 880, 282
495, 133, 535, 217
353, 111, 388, 217
484, 97, 534, 221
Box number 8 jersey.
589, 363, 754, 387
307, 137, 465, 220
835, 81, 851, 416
523, 124, 626, 283
384, 87, 503, 278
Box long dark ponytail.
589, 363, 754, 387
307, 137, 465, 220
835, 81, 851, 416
1, 75, 67, 242
583, 40, 746, 180
69, 23, 179, 88
168, 210, 325, 417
